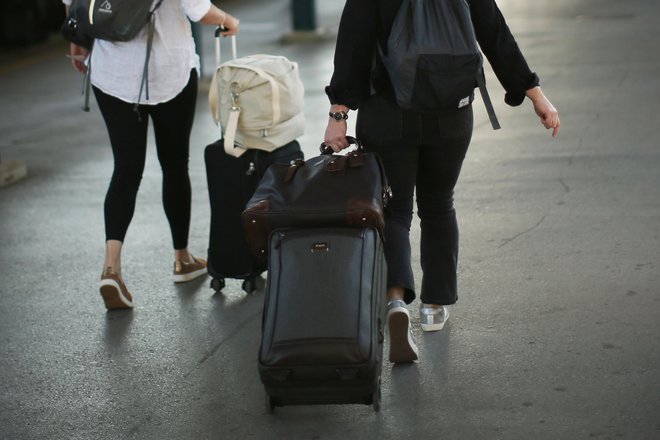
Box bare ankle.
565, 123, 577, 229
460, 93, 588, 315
386, 286, 405, 303
174, 248, 193, 263
104, 240, 123, 274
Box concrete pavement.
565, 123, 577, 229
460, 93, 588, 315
1, 0, 659, 439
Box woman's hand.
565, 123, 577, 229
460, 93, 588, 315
68, 43, 89, 73
220, 13, 240, 36
323, 105, 351, 152
201, 6, 239, 36
526, 86, 560, 138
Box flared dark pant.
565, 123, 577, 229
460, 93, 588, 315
357, 95, 473, 305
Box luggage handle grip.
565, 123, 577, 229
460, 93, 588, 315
214, 26, 229, 37
319, 136, 363, 155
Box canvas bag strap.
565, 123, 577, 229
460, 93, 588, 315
223, 108, 246, 157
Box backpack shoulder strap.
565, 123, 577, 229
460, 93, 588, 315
151, 0, 165, 13
476, 67, 501, 130
134, 0, 164, 109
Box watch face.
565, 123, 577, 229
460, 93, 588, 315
331, 111, 347, 121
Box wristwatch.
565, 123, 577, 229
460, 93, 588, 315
329, 110, 349, 121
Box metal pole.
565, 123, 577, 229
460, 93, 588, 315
292, 0, 317, 32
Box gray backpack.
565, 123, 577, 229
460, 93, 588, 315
380, 0, 500, 129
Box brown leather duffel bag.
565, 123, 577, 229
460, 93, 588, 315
241, 137, 392, 259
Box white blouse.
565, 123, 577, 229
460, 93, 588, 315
63, 0, 212, 104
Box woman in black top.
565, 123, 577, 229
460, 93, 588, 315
324, 0, 560, 363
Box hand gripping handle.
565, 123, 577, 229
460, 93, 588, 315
319, 136, 363, 155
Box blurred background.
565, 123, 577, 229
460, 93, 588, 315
0, 0, 65, 47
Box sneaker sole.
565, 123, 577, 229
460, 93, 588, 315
387, 307, 419, 363
173, 267, 208, 283
99, 279, 133, 310
421, 321, 446, 332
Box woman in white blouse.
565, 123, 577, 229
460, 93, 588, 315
63, 0, 240, 310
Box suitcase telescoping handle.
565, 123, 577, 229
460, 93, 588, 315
214, 26, 237, 67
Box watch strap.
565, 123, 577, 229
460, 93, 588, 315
329, 110, 349, 121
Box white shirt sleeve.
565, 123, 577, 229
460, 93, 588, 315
61, 0, 72, 5
181, 0, 212, 22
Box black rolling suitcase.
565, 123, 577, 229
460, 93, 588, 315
259, 227, 386, 412
204, 139, 302, 293
204, 29, 304, 293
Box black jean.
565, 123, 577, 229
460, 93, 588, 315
357, 94, 473, 305
93, 70, 198, 249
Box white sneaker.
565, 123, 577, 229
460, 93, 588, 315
386, 299, 419, 363
420, 305, 449, 332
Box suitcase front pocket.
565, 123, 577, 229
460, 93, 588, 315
261, 228, 378, 367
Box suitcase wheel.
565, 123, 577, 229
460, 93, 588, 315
210, 277, 226, 292
241, 275, 265, 294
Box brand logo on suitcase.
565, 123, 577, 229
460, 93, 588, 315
310, 242, 329, 253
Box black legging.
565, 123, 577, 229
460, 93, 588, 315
93, 70, 198, 250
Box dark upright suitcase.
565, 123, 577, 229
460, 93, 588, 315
204, 139, 303, 293
259, 227, 386, 412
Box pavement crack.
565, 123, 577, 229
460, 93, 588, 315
182, 309, 260, 379
499, 215, 546, 248
123, 309, 261, 439
126, 415, 153, 438
567, 137, 583, 166
618, 66, 630, 86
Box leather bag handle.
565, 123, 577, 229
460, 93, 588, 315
319, 136, 363, 154
317, 136, 392, 206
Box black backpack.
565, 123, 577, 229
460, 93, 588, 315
61, 0, 165, 111
379, 0, 500, 129
61, 0, 164, 49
